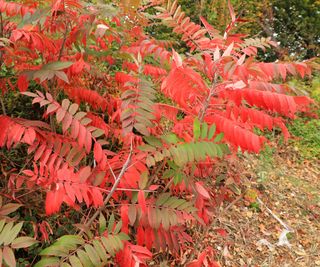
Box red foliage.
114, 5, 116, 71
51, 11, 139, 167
0, 0, 315, 265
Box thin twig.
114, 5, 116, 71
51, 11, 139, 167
257, 197, 293, 231
198, 73, 218, 122
79, 140, 134, 234
224, 192, 244, 212
146, 159, 166, 189
107, 160, 117, 182
163, 177, 174, 192
203, 192, 245, 237
49, 2, 69, 131
57, 21, 68, 61
0, 12, 6, 116
0, 95, 6, 115
0, 12, 3, 39
0, 11, 4, 64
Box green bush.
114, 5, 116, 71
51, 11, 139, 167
288, 118, 320, 159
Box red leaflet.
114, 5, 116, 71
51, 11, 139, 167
0, 1, 36, 17
61, 113, 73, 133
200, 16, 219, 36
123, 62, 167, 78
64, 87, 109, 112
187, 247, 220, 267
137, 226, 145, 246
90, 187, 103, 207
17, 75, 29, 92
45, 186, 65, 215
22, 170, 34, 177
77, 125, 86, 150
172, 49, 183, 67
115, 72, 138, 85
161, 64, 208, 109
138, 190, 147, 213
216, 228, 228, 237
84, 131, 92, 153
228, 0, 236, 22
116, 242, 152, 267
38, 221, 53, 242
34, 144, 46, 161
129, 244, 153, 258
93, 142, 103, 163
208, 114, 265, 153
78, 166, 91, 183
64, 182, 75, 203
220, 89, 304, 118
69, 58, 90, 75
120, 205, 129, 234
86, 112, 110, 136
195, 182, 211, 199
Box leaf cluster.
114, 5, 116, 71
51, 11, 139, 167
0, 0, 316, 266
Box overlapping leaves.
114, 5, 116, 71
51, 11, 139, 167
0, 197, 38, 267
140, 120, 229, 167
35, 215, 129, 267
121, 76, 156, 136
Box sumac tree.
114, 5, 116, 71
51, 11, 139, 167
0, 0, 315, 266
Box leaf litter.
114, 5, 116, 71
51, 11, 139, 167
197, 145, 320, 266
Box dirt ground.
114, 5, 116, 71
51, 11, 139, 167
209, 148, 320, 267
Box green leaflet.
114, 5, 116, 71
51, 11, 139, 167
173, 172, 183, 185
145, 138, 229, 168
11, 236, 38, 249
207, 124, 216, 140
34, 257, 60, 267
107, 214, 115, 234
193, 117, 201, 140
0, 222, 14, 246
92, 240, 109, 263
161, 133, 179, 144
36, 215, 128, 265
156, 193, 171, 206
114, 221, 122, 234
144, 136, 162, 147
36, 232, 128, 266
84, 244, 101, 266
41, 61, 73, 71
0, 219, 38, 267
99, 214, 106, 235
138, 144, 156, 152
3, 222, 23, 245
136, 115, 154, 127
134, 123, 149, 136
146, 155, 156, 167
144, 194, 198, 230
200, 122, 208, 139
136, 107, 155, 120
69, 255, 83, 267
77, 250, 94, 267
214, 132, 224, 142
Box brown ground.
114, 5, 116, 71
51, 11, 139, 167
209, 148, 320, 267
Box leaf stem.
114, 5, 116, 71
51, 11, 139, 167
0, 11, 4, 64
198, 73, 218, 122
79, 140, 134, 234
49, 2, 69, 132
